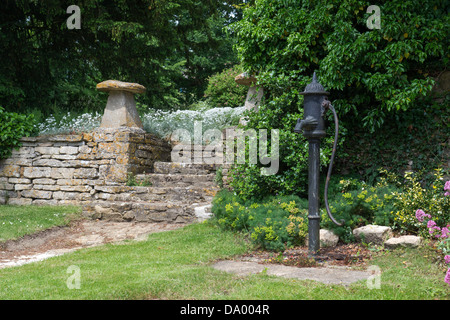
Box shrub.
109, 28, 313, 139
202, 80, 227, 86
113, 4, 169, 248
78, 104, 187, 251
211, 189, 308, 251
0, 107, 37, 159
227, 101, 343, 200
35, 111, 102, 135
322, 169, 450, 241
321, 174, 399, 242
229, 0, 448, 131
225, 0, 448, 199
203, 64, 248, 109
393, 170, 450, 236
141, 106, 245, 140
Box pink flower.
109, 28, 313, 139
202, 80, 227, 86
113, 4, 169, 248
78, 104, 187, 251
427, 220, 437, 228
445, 268, 450, 286
445, 255, 450, 264
415, 209, 426, 222
441, 227, 449, 239
415, 209, 432, 222
444, 181, 450, 191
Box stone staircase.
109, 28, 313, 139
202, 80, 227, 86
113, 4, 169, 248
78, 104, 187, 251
82, 157, 226, 224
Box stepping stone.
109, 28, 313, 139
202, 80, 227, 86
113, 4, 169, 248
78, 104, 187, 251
96, 80, 145, 129
384, 235, 422, 249
212, 260, 372, 285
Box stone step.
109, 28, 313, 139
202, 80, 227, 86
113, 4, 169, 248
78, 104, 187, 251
153, 162, 222, 175
136, 173, 217, 188
94, 185, 219, 203
170, 144, 225, 163
83, 200, 214, 224
82, 200, 197, 223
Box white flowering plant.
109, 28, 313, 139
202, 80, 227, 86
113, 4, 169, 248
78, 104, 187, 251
35, 111, 102, 135
35, 106, 244, 139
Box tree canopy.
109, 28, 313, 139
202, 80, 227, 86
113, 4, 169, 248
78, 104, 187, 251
226, 0, 449, 199
0, 0, 242, 114
229, 0, 448, 129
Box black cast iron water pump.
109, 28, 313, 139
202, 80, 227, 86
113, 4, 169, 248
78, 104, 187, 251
294, 72, 344, 255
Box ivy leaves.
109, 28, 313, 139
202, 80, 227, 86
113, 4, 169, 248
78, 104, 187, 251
230, 0, 448, 131
0, 107, 37, 159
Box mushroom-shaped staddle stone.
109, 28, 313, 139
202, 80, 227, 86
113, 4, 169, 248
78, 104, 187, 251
96, 80, 145, 128
234, 72, 257, 87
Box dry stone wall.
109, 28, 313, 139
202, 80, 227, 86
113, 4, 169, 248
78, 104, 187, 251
0, 127, 170, 206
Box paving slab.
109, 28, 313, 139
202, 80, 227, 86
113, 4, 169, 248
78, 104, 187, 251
212, 260, 372, 285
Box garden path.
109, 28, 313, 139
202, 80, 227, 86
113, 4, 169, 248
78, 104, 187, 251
0, 219, 185, 269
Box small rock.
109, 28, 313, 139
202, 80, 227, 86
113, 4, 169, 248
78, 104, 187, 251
384, 235, 422, 249
194, 204, 212, 222
306, 229, 339, 248
353, 225, 392, 245
320, 229, 339, 247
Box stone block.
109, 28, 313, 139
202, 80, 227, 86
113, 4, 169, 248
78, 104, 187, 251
8, 198, 33, 205
2, 158, 33, 166
21, 190, 53, 199
51, 168, 75, 179
57, 179, 83, 186
60, 146, 79, 154
33, 184, 61, 191
8, 178, 31, 184
15, 184, 33, 191
33, 178, 56, 185
98, 89, 144, 128
353, 225, 393, 245
35, 147, 60, 155
52, 155, 77, 160
10, 147, 35, 155
73, 168, 98, 179
32, 199, 59, 206
320, 229, 339, 247
1, 165, 21, 178
60, 185, 92, 192
48, 135, 83, 142
78, 145, 92, 154
23, 167, 52, 179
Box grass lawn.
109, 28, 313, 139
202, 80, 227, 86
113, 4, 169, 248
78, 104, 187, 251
0, 210, 449, 300
0, 205, 81, 242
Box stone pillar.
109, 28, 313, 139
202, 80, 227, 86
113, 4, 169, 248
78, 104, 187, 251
96, 80, 146, 129
234, 73, 264, 125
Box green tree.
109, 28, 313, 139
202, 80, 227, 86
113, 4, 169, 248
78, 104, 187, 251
0, 0, 242, 115
226, 0, 448, 199
229, 0, 448, 129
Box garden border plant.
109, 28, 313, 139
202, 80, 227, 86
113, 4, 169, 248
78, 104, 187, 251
0, 107, 37, 159
211, 189, 308, 251
415, 179, 450, 287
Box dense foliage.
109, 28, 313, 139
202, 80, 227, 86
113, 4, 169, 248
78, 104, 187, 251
225, 0, 448, 199
212, 189, 308, 251
0, 0, 242, 115
229, 0, 448, 129
321, 169, 450, 242
203, 64, 248, 109
0, 107, 36, 159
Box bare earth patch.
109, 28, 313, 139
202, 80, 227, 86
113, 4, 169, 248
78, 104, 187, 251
0, 219, 186, 269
